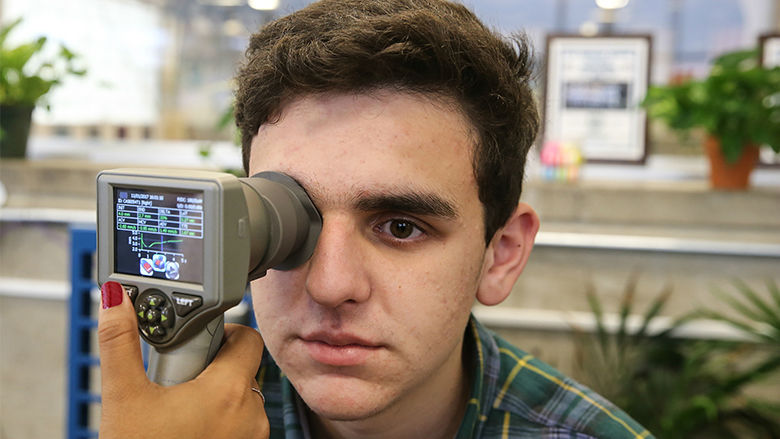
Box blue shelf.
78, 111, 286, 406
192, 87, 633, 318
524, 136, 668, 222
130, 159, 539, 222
67, 227, 99, 439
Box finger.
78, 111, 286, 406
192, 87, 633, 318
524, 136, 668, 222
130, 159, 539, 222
98, 281, 148, 394
203, 324, 265, 380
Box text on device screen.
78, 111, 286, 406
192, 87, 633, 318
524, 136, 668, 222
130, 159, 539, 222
113, 187, 204, 284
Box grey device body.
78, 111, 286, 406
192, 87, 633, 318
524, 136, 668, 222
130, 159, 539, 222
97, 168, 321, 386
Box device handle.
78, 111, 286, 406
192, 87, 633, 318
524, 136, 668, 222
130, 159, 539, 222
146, 315, 224, 386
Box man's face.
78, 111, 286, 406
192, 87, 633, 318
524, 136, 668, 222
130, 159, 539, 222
249, 91, 490, 421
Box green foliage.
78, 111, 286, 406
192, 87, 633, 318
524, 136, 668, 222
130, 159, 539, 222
217, 100, 241, 146
642, 49, 780, 163
575, 277, 780, 439
0, 18, 86, 106
697, 279, 780, 347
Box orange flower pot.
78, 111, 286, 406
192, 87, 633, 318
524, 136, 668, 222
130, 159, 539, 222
703, 136, 759, 190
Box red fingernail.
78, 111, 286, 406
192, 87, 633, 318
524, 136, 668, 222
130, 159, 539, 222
101, 281, 124, 309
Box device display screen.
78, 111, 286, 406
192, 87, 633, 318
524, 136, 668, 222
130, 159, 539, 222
113, 187, 204, 284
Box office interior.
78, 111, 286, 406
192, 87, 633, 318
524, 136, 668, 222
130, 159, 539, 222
0, 0, 779, 438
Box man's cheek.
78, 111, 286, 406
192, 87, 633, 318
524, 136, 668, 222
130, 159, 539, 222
252, 270, 301, 298
250, 279, 285, 329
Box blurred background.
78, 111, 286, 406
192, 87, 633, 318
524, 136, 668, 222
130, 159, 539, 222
0, 0, 779, 438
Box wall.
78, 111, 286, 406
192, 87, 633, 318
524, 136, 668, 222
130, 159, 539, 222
1, 157, 779, 438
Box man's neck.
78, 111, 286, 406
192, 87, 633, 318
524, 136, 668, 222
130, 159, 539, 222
306, 339, 470, 439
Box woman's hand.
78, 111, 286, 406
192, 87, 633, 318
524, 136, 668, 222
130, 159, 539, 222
97, 281, 269, 439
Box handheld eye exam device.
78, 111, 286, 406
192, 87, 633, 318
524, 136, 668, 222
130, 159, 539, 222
97, 168, 321, 386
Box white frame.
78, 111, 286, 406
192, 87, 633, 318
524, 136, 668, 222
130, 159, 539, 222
543, 35, 651, 163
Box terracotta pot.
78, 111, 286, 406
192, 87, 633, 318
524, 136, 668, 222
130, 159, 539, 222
703, 135, 759, 190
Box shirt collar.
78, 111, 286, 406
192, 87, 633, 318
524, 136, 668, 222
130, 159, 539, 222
455, 314, 501, 439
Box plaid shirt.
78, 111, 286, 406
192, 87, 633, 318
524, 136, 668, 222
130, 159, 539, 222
256, 315, 653, 439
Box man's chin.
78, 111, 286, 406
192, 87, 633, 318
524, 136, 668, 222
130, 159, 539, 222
294, 376, 400, 422
309, 405, 383, 423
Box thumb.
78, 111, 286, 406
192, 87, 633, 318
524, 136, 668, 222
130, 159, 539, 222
98, 281, 148, 396
203, 324, 265, 381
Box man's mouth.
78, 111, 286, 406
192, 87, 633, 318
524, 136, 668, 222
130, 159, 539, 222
299, 332, 383, 366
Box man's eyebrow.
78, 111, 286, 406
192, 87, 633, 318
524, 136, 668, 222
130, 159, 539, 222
353, 191, 459, 220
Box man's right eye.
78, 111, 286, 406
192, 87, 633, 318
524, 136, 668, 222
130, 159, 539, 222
388, 219, 415, 239
376, 218, 426, 243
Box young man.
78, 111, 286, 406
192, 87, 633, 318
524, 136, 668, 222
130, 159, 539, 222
98, 1, 652, 438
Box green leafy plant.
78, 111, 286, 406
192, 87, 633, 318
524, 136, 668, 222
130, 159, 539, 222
0, 17, 86, 107
697, 279, 780, 346
642, 49, 780, 163
574, 276, 780, 439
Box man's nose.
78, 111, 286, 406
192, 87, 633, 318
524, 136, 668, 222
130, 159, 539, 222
304, 215, 371, 308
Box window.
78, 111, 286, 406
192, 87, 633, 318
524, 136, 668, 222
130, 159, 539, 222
3, 0, 776, 143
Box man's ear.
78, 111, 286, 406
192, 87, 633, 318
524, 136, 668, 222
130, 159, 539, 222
476, 202, 539, 306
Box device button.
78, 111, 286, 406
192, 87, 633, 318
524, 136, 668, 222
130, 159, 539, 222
148, 325, 165, 338
136, 302, 149, 322
145, 309, 161, 324
145, 294, 165, 308
172, 293, 203, 317
136, 290, 171, 341
160, 307, 174, 328
123, 285, 139, 302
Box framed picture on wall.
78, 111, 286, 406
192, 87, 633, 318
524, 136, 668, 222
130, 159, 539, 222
543, 35, 651, 164
759, 33, 780, 166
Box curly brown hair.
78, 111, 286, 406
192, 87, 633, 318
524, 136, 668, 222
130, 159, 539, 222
235, 0, 539, 243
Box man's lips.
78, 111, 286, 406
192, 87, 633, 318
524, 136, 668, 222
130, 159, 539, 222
301, 331, 381, 347
299, 332, 383, 366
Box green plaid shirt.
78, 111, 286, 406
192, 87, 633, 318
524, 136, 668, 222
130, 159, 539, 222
257, 315, 653, 438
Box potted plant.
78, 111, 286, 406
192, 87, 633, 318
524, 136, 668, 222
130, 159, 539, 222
0, 18, 85, 158
642, 49, 780, 189
574, 278, 780, 438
